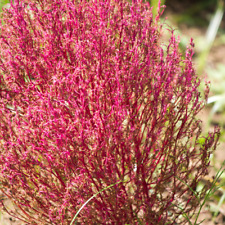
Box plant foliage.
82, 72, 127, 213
0, 0, 220, 224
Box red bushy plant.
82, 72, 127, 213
0, 0, 220, 224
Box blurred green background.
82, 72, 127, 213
0, 0, 9, 10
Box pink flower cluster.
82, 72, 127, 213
0, 0, 219, 224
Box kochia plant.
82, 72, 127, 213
0, 0, 220, 224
